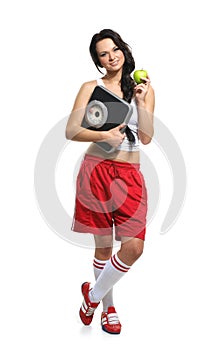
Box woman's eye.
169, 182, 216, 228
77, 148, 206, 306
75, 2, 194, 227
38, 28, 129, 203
114, 47, 120, 51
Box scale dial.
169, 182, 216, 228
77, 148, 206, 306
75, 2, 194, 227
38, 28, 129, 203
85, 100, 108, 128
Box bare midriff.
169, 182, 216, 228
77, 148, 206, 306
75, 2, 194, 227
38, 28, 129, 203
86, 143, 140, 164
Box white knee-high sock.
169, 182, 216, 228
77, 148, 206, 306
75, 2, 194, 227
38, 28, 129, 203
93, 258, 114, 312
90, 254, 131, 303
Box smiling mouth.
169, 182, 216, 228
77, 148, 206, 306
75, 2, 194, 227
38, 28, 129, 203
110, 60, 119, 66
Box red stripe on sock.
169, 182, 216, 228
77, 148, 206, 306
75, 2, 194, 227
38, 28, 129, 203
93, 262, 104, 269
93, 259, 106, 270
111, 255, 130, 273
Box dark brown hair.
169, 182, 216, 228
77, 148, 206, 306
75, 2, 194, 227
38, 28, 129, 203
89, 29, 136, 104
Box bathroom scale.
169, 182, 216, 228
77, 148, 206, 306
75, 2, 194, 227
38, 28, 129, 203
81, 85, 133, 153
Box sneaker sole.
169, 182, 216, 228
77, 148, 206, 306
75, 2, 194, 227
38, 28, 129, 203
101, 325, 121, 335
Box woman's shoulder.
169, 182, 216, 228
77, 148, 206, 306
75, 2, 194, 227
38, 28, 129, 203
74, 80, 98, 108
80, 80, 97, 91
75, 80, 97, 102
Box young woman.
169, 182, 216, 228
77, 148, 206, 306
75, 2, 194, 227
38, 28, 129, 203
66, 29, 155, 334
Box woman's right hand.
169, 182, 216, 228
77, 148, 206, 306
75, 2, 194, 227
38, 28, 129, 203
103, 124, 126, 148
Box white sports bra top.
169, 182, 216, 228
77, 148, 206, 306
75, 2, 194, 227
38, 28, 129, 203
97, 78, 140, 152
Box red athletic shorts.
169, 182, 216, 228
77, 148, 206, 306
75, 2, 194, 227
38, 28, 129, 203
72, 154, 148, 240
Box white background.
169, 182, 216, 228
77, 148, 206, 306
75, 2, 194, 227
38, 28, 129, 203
1, 0, 221, 349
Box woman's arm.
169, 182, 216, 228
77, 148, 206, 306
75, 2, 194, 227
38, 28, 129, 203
66, 81, 101, 141
134, 79, 155, 145
65, 81, 125, 147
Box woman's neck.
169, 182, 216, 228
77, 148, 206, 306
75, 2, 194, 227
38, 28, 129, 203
103, 70, 122, 85
102, 71, 123, 98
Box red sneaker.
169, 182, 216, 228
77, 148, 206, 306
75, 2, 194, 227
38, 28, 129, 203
79, 282, 99, 326
101, 306, 122, 334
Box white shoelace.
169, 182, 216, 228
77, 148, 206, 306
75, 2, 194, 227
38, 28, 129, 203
102, 312, 119, 325
81, 299, 97, 317
85, 306, 96, 316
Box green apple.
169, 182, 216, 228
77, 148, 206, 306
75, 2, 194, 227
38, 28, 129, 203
133, 69, 148, 84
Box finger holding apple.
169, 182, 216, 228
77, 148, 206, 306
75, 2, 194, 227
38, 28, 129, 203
133, 69, 150, 103
138, 76, 151, 85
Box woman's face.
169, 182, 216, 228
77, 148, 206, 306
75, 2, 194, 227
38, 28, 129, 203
96, 38, 125, 72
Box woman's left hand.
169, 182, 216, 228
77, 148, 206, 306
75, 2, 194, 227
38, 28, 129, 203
134, 77, 151, 104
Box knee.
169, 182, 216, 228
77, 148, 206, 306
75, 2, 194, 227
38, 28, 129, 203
95, 247, 112, 260
130, 242, 144, 261
94, 234, 113, 260
119, 239, 144, 265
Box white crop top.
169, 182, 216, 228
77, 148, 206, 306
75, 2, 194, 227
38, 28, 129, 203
97, 78, 140, 152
